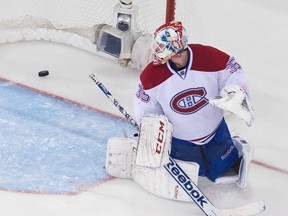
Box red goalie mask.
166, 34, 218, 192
152, 21, 188, 65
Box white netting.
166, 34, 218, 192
0, 0, 202, 59
0, 0, 200, 36
0, 0, 116, 28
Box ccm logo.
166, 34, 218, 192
155, 120, 165, 154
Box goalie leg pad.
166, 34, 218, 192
105, 137, 137, 178
233, 136, 255, 188
105, 137, 200, 201
214, 136, 254, 188
136, 114, 173, 167
132, 160, 199, 202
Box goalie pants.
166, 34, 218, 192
170, 119, 239, 181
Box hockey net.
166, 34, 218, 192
0, 0, 200, 68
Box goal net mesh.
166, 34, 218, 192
0, 0, 202, 59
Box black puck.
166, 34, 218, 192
38, 70, 49, 77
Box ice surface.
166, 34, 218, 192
0, 0, 287, 215
0, 81, 135, 193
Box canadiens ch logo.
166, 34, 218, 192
170, 87, 209, 114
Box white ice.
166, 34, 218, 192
0, 0, 287, 215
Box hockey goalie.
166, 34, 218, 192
106, 21, 255, 202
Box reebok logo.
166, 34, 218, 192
165, 158, 208, 208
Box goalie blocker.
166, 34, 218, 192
135, 114, 172, 167
106, 115, 254, 202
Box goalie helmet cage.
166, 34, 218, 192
0, 0, 199, 58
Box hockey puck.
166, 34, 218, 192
38, 70, 49, 77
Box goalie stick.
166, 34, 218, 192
89, 73, 265, 216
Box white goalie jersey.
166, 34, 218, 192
134, 45, 252, 144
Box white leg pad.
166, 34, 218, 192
215, 136, 254, 188
214, 170, 239, 185
234, 136, 255, 188
105, 137, 200, 202
105, 137, 136, 179
132, 160, 199, 202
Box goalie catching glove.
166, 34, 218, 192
209, 84, 254, 126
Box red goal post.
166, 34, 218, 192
166, 0, 176, 23
0, 0, 198, 67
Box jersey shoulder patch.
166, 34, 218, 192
189, 44, 230, 72
140, 62, 173, 90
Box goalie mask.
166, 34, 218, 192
152, 21, 188, 65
